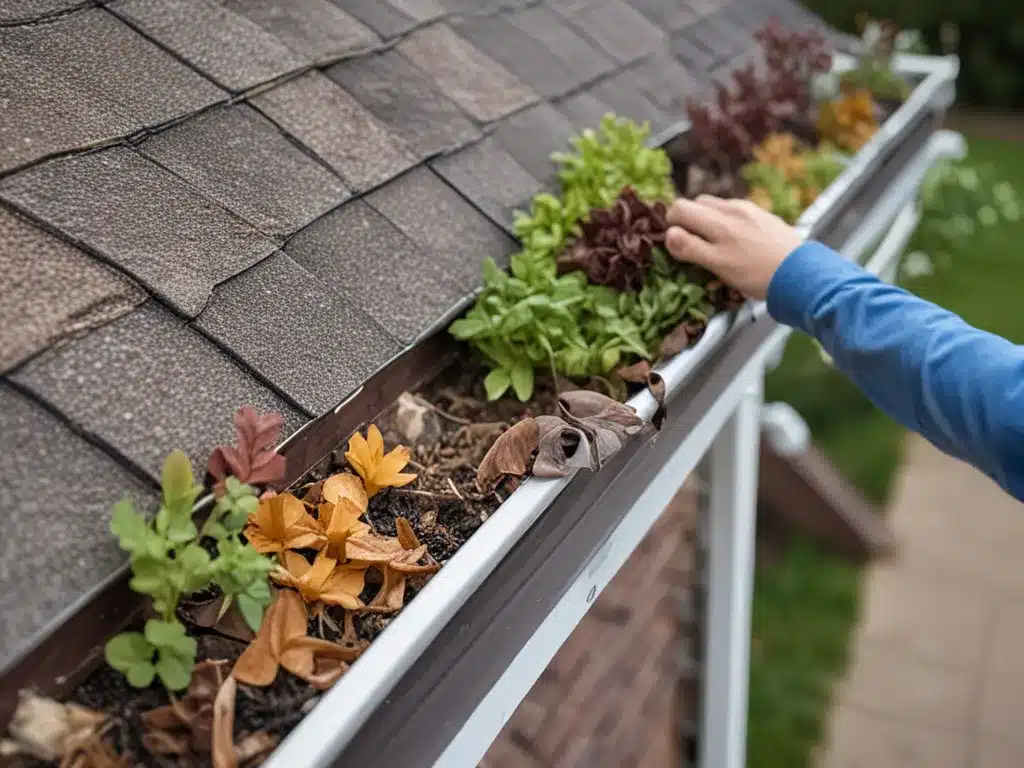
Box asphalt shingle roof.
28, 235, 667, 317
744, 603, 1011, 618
0, 0, 835, 667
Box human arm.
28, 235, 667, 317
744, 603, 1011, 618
665, 196, 1024, 500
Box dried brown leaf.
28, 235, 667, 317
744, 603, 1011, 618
532, 415, 596, 478
475, 417, 539, 491
208, 407, 287, 494
617, 360, 652, 384
181, 596, 255, 643
318, 477, 370, 559
648, 372, 667, 431
141, 660, 229, 757
557, 390, 644, 431
233, 592, 294, 687
234, 732, 279, 765
7, 693, 106, 762
395, 517, 421, 550
211, 676, 237, 768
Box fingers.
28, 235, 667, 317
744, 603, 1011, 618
666, 198, 727, 242
694, 194, 735, 214
665, 226, 717, 269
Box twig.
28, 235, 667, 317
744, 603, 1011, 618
406, 458, 428, 471
446, 477, 464, 500
493, 490, 504, 504
417, 395, 473, 426
393, 488, 463, 502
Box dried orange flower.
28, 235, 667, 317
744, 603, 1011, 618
344, 424, 416, 497
272, 551, 365, 610
244, 493, 324, 554
319, 473, 370, 559
346, 528, 439, 613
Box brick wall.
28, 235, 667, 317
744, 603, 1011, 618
481, 486, 701, 768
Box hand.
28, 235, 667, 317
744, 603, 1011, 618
664, 196, 803, 301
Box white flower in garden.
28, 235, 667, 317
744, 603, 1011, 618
901, 251, 934, 280
978, 206, 998, 227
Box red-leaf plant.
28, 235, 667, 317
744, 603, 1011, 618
684, 18, 832, 178
208, 407, 287, 496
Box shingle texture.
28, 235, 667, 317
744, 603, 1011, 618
0, 207, 146, 374
0, 0, 836, 665
0, 147, 278, 318
11, 302, 306, 479
138, 105, 351, 240
396, 23, 538, 122
0, 384, 155, 669
0, 8, 224, 173
252, 71, 417, 192
111, 0, 307, 92
194, 253, 402, 415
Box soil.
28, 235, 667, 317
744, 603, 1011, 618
56, 361, 566, 767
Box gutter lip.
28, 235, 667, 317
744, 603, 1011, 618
0, 50, 957, 753
261, 52, 960, 768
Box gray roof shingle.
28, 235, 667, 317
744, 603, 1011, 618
0, 384, 155, 667
138, 104, 351, 240
396, 23, 539, 122
366, 167, 518, 291
11, 302, 307, 479
111, 0, 307, 93
327, 50, 481, 161
0, 8, 224, 174
222, 0, 380, 62
0, 0, 837, 662
251, 71, 418, 192
430, 138, 539, 233
194, 252, 402, 415
0, 146, 278, 318
0, 207, 146, 374
286, 200, 470, 344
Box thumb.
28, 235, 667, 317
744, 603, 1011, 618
666, 226, 717, 270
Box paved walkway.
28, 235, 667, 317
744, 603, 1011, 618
822, 435, 1024, 768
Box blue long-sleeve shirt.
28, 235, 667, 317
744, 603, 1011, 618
767, 240, 1024, 501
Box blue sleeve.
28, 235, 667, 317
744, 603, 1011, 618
767, 240, 1024, 501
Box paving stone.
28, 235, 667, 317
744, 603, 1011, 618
453, 9, 612, 100
223, 0, 379, 62
331, 0, 417, 38
0, 207, 146, 374
111, 0, 307, 92
252, 71, 417, 193
0, 384, 156, 670
286, 200, 468, 344
491, 103, 575, 184
837, 639, 975, 730
430, 137, 539, 232
396, 23, 538, 123
0, 147, 277, 318
823, 705, 970, 768
11, 301, 307, 479
366, 167, 517, 291
979, 605, 1024, 748
327, 49, 480, 161
557, 90, 615, 131
858, 563, 996, 670
0, 8, 224, 174
139, 104, 350, 239
195, 252, 401, 415
0, 0, 83, 22
551, 0, 665, 65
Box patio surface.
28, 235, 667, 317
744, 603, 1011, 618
821, 434, 1024, 767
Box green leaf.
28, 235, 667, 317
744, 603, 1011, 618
129, 556, 170, 598
449, 317, 489, 339
125, 662, 157, 688
106, 632, 154, 670
161, 450, 196, 508
155, 650, 194, 692
601, 347, 621, 372
237, 592, 266, 632
484, 369, 512, 401
144, 619, 196, 658
110, 499, 151, 556
178, 544, 213, 594
510, 363, 535, 402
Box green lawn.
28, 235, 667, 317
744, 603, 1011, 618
746, 135, 1024, 768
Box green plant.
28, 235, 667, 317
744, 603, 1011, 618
742, 137, 844, 223
105, 451, 273, 691
451, 115, 689, 401
839, 18, 917, 102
